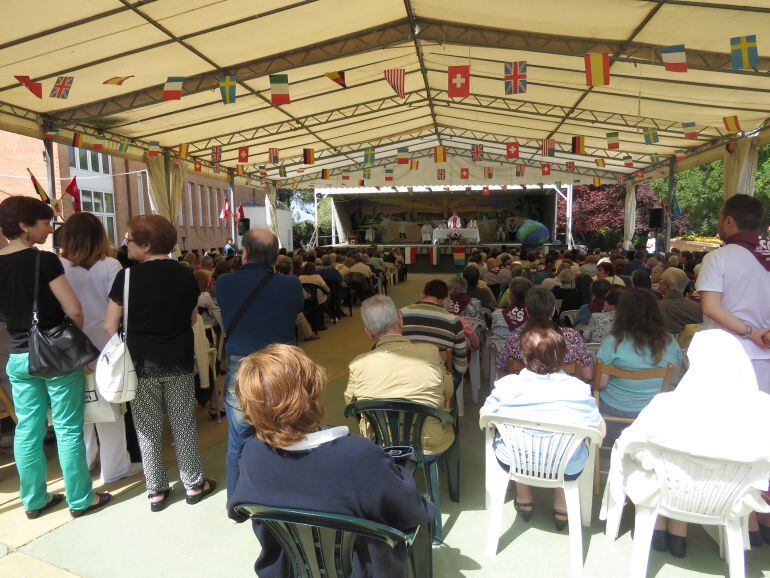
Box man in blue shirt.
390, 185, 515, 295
216, 228, 304, 498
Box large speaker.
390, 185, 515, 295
648, 208, 664, 229
237, 218, 250, 236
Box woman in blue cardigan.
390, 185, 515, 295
227, 344, 435, 578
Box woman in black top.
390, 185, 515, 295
104, 215, 215, 512
0, 196, 110, 518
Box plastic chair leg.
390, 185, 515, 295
427, 460, 443, 543
629, 506, 657, 578
469, 350, 481, 404
564, 480, 584, 575
579, 446, 596, 528
741, 515, 750, 551
724, 519, 745, 578
484, 453, 509, 560
593, 446, 602, 496
444, 439, 460, 503
456, 379, 465, 417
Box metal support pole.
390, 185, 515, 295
228, 171, 237, 249
330, 196, 338, 245
313, 189, 319, 248
566, 184, 574, 249
665, 157, 675, 253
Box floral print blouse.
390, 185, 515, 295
496, 324, 594, 370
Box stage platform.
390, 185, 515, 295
319, 242, 568, 273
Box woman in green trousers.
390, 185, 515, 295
0, 196, 110, 518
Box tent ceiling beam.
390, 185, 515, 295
415, 18, 770, 77
50, 19, 413, 123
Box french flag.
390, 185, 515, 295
162, 77, 185, 100
661, 45, 687, 73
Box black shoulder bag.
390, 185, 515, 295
28, 250, 100, 377
225, 272, 274, 337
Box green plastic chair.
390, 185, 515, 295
344, 399, 459, 543
234, 504, 429, 578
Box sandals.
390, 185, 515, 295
26, 493, 65, 520
186, 478, 217, 505
148, 488, 172, 513
514, 500, 534, 522
553, 509, 569, 532
70, 492, 112, 518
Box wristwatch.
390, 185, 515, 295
743, 324, 753, 337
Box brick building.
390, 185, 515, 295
0, 131, 263, 251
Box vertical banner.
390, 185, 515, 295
405, 246, 417, 265
452, 247, 466, 266
431, 246, 440, 266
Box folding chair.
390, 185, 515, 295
0, 385, 16, 423
508, 359, 577, 376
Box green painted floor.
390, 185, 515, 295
2, 274, 770, 577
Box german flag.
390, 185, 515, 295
72, 132, 83, 148
571, 136, 585, 154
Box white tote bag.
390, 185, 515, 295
83, 371, 121, 423
96, 268, 137, 403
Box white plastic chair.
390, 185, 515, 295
480, 415, 602, 575
483, 335, 508, 390
560, 309, 580, 327
618, 441, 770, 578
585, 342, 601, 359
456, 349, 480, 417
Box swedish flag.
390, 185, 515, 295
218, 75, 237, 104
730, 35, 758, 70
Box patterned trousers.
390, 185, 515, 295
132, 372, 204, 494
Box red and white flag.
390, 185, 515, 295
448, 65, 470, 98
506, 141, 519, 159
65, 176, 81, 213
384, 69, 405, 98
238, 146, 249, 164
460, 167, 470, 179
236, 201, 245, 220
541, 163, 551, 176
472, 144, 483, 161
219, 198, 231, 221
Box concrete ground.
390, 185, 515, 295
1, 274, 769, 577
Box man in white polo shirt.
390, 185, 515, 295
696, 194, 770, 390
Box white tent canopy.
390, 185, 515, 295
0, 0, 768, 189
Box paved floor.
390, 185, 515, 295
1, 274, 769, 577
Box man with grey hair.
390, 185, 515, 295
658, 267, 703, 334
345, 295, 455, 456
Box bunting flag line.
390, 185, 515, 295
194, 160, 202, 172
642, 127, 659, 144
723, 115, 741, 132
15, 76, 42, 99
43, 128, 58, 139
623, 155, 634, 167
730, 35, 759, 70
396, 147, 409, 164
269, 74, 290, 104
404, 247, 417, 265
321, 168, 330, 179
472, 144, 483, 161
103, 76, 134, 86
571, 136, 585, 154
258, 166, 268, 177
482, 186, 490, 197
484, 166, 493, 179
541, 163, 551, 176
384, 68, 405, 98
661, 44, 688, 72
148, 141, 161, 156
235, 165, 245, 176
211, 145, 221, 162
325, 71, 347, 88
384, 168, 394, 181
504, 61, 527, 95
566, 161, 574, 173
92, 135, 106, 150
460, 167, 469, 179
279, 166, 287, 178
410, 159, 420, 170
237, 146, 249, 164
595, 158, 606, 167
65, 176, 81, 213
162, 77, 184, 100
437, 168, 445, 181
506, 141, 519, 159
433, 145, 447, 163
541, 138, 555, 157
303, 148, 314, 164
218, 75, 237, 104
515, 165, 525, 177
50, 76, 73, 99
178, 143, 189, 158
606, 132, 619, 150
447, 65, 470, 98
268, 147, 279, 163
213, 162, 220, 174
584, 53, 610, 86
676, 150, 686, 161
118, 139, 130, 153
682, 122, 699, 139
593, 177, 602, 187
72, 132, 83, 148
364, 147, 376, 164
28, 169, 50, 203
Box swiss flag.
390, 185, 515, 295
448, 65, 470, 98
482, 186, 490, 197
219, 198, 231, 221
541, 163, 551, 176
460, 167, 469, 179
238, 146, 249, 164
506, 142, 519, 159
194, 160, 201, 172
236, 202, 245, 220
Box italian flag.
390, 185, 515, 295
269, 74, 290, 104
405, 247, 418, 265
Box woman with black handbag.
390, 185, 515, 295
0, 196, 111, 519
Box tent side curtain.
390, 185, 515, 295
723, 136, 759, 199
624, 181, 637, 245
331, 198, 353, 244
265, 182, 280, 247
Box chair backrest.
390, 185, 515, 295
585, 342, 601, 358
235, 504, 414, 578
480, 414, 602, 486
344, 399, 454, 464
593, 360, 673, 424
301, 283, 321, 304
623, 441, 770, 524
559, 309, 580, 327
508, 359, 577, 376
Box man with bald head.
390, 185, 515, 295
658, 267, 702, 333
215, 228, 304, 499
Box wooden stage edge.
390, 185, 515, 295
319, 242, 569, 251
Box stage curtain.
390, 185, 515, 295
723, 136, 759, 199
623, 180, 637, 246
265, 182, 280, 246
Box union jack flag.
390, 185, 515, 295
565, 161, 575, 173
472, 144, 483, 161
211, 145, 221, 162
483, 166, 493, 179
50, 76, 73, 99
437, 168, 446, 180
504, 61, 527, 95
541, 138, 555, 157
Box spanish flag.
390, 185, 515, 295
236, 164, 245, 176
433, 145, 447, 163
303, 148, 314, 164
584, 53, 610, 86
178, 143, 189, 158
723, 116, 741, 133
593, 177, 601, 187
321, 169, 330, 179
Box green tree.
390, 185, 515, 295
292, 220, 314, 248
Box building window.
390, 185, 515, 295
206, 186, 212, 228
187, 183, 194, 226
197, 184, 204, 227
80, 190, 117, 244
214, 189, 220, 228
177, 196, 184, 227
69, 147, 112, 173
